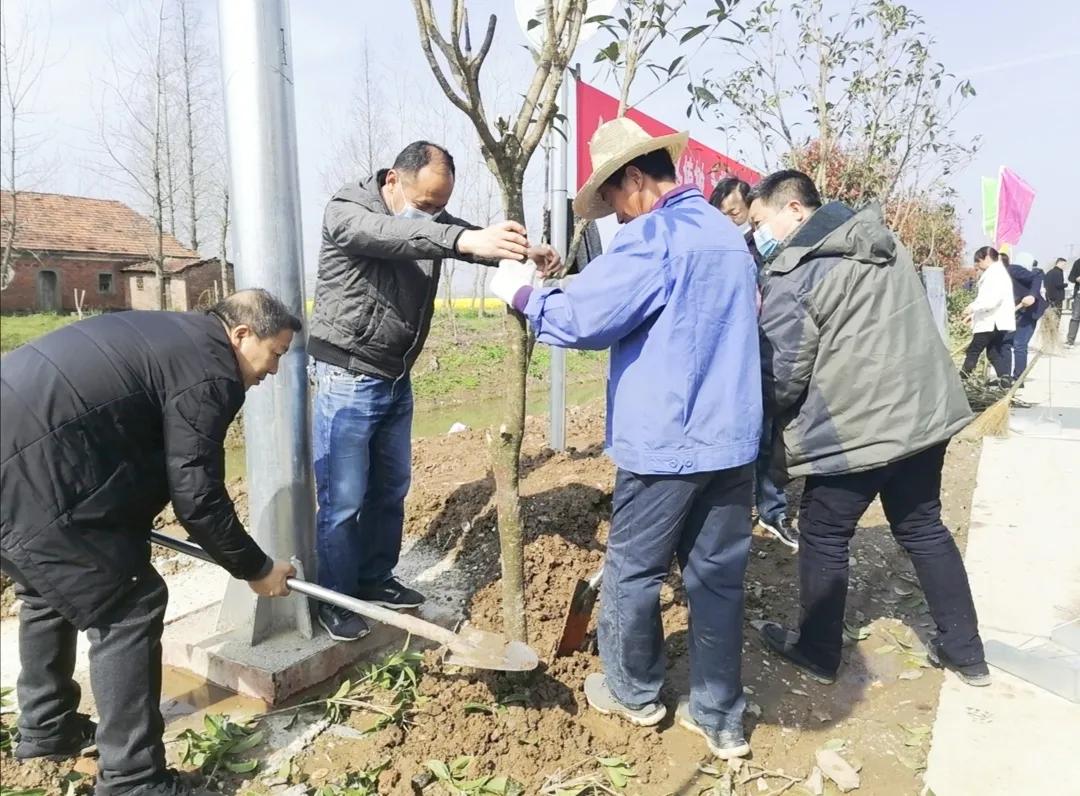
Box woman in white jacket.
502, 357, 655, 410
961, 246, 1016, 385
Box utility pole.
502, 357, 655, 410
548, 73, 570, 452
216, 0, 314, 643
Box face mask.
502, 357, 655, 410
395, 183, 436, 221
753, 223, 780, 259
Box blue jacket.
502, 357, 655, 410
523, 187, 761, 475
1007, 264, 1046, 324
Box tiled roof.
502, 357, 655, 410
122, 256, 226, 275
0, 190, 198, 258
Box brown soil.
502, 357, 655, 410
284, 403, 982, 795
2, 403, 982, 794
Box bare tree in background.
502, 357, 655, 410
321, 39, 392, 193
411, 0, 585, 642
97, 0, 171, 309
0, 4, 52, 290
174, 0, 207, 253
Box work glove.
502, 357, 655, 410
490, 258, 537, 305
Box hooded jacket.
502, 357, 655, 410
759, 202, 972, 478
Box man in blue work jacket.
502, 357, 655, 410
490, 118, 762, 758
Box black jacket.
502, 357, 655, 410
307, 171, 491, 380
1070, 259, 1080, 298
1044, 266, 1066, 304
1, 311, 271, 628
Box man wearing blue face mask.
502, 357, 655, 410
307, 141, 560, 641
749, 170, 988, 689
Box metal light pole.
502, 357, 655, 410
548, 74, 570, 451
216, 0, 315, 643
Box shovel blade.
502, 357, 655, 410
553, 575, 601, 658
444, 625, 540, 672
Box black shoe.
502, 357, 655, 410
759, 622, 836, 685
356, 577, 426, 610
14, 712, 97, 761
129, 769, 214, 796
317, 603, 370, 642
927, 640, 991, 687
758, 514, 799, 551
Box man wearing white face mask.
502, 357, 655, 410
307, 141, 560, 641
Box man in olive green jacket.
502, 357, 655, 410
748, 170, 989, 688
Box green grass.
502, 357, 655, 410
1, 313, 78, 353
411, 311, 605, 403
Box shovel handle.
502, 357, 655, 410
150, 532, 462, 649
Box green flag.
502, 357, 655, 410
981, 176, 999, 242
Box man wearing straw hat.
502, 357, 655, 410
490, 118, 762, 758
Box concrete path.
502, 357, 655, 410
926, 324, 1080, 795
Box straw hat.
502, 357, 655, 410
572, 117, 689, 220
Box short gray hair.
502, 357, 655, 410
209, 288, 302, 338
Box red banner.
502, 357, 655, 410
575, 81, 760, 195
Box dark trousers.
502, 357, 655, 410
755, 408, 788, 523
795, 442, 984, 674
598, 464, 753, 733
1069, 296, 1080, 344
961, 329, 1012, 379
1012, 318, 1037, 379
7, 562, 168, 795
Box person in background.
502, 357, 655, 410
709, 178, 796, 551
306, 141, 560, 641
1068, 258, 1080, 347
961, 247, 1017, 386
491, 118, 762, 759
1, 290, 300, 796
1006, 252, 1046, 380
748, 170, 989, 689
1044, 257, 1067, 314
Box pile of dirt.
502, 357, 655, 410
283, 402, 983, 794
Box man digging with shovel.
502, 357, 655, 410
489, 118, 762, 758
1, 290, 299, 796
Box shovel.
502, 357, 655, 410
552, 566, 603, 658
150, 532, 538, 672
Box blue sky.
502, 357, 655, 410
6, 0, 1079, 273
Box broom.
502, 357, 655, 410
1037, 307, 1063, 355
966, 351, 1043, 438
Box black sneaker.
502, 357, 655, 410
758, 622, 836, 685
14, 712, 97, 761
758, 514, 799, 551
927, 640, 991, 687
676, 698, 750, 759
356, 577, 426, 610
317, 603, 370, 642
129, 769, 214, 796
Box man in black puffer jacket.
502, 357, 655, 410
1, 289, 299, 796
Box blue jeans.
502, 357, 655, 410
755, 407, 787, 523
1012, 318, 1036, 379
598, 465, 753, 733
312, 361, 413, 596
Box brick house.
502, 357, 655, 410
124, 256, 233, 311
0, 191, 198, 313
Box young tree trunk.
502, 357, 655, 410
177, 0, 200, 252
489, 185, 529, 643
218, 186, 230, 295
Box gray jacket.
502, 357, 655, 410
760, 202, 971, 478
307, 171, 488, 380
